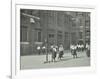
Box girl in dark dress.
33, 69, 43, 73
51, 46, 57, 62
71, 45, 77, 58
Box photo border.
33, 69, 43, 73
11, 2, 96, 79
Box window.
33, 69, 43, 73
79, 32, 83, 39
71, 32, 76, 44
57, 12, 64, 27
20, 26, 28, 42
64, 32, 70, 49
37, 31, 41, 42
85, 20, 90, 26
57, 31, 62, 39
57, 31, 63, 45
49, 34, 54, 38
65, 32, 69, 38
79, 19, 83, 26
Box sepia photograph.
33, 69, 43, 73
20, 8, 91, 70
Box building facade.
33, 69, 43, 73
20, 9, 90, 55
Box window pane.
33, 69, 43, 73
20, 26, 27, 42
38, 31, 41, 42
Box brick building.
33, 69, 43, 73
20, 9, 90, 55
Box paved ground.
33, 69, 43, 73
20, 50, 90, 70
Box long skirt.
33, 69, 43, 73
72, 50, 77, 55
86, 50, 90, 57
52, 51, 57, 59
58, 51, 63, 58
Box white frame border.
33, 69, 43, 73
11, 2, 97, 79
